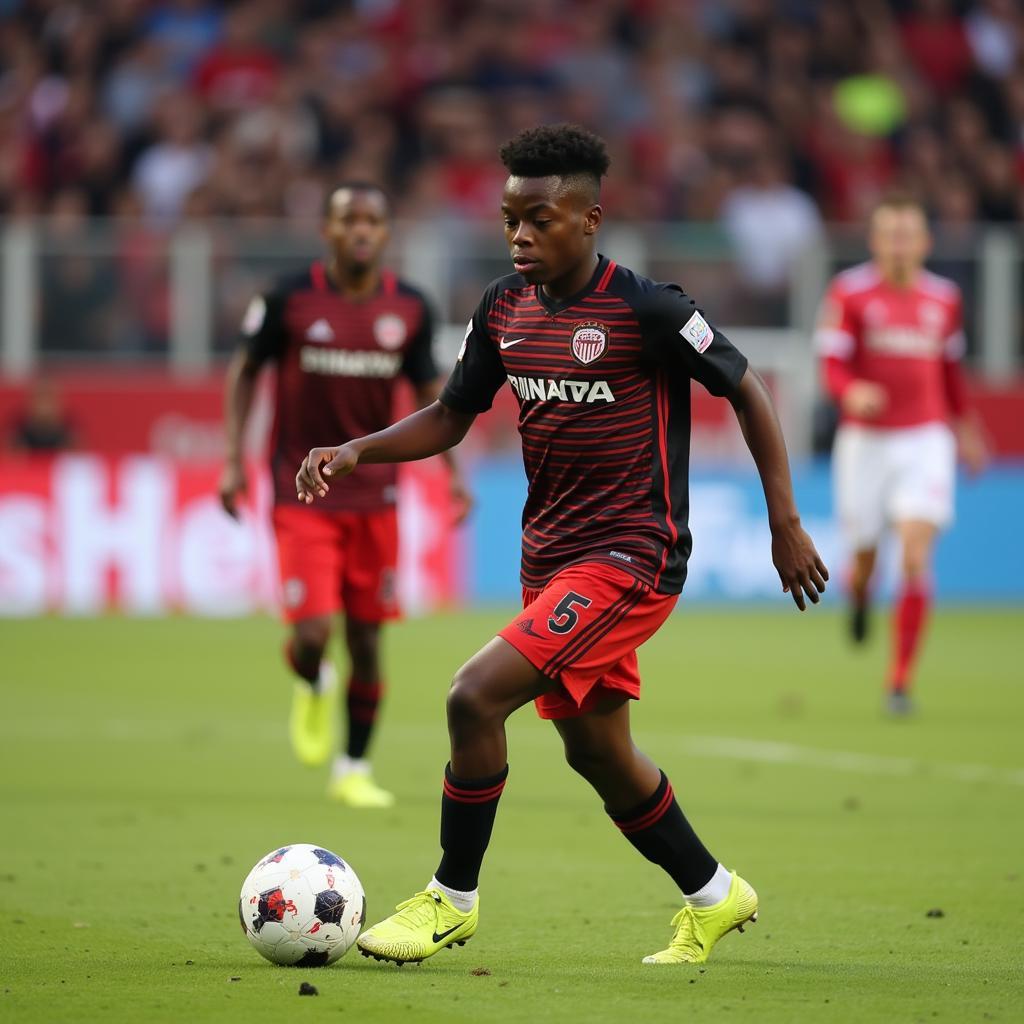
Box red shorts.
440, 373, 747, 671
271, 504, 400, 624
499, 562, 678, 720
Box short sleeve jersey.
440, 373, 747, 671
242, 261, 437, 510
814, 262, 965, 429
441, 255, 748, 595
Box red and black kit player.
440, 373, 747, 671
296, 127, 827, 964
220, 182, 471, 809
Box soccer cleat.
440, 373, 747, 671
642, 872, 758, 965
886, 691, 913, 716
357, 889, 477, 965
288, 664, 337, 767
327, 771, 395, 809
850, 603, 870, 645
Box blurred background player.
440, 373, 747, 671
815, 194, 989, 714
220, 182, 471, 807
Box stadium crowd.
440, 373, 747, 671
0, 0, 1022, 352
1, 0, 1022, 227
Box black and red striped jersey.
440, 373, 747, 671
242, 261, 438, 510
441, 254, 748, 595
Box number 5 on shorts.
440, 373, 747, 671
547, 591, 592, 635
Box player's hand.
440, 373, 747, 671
449, 467, 474, 525
957, 421, 990, 477
219, 461, 247, 520
841, 380, 887, 419
296, 444, 360, 503
770, 518, 829, 611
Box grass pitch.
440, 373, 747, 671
2, 606, 1022, 1023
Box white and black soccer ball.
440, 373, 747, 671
238, 844, 366, 966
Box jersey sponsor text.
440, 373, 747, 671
506, 374, 615, 404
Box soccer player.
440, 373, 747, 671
816, 194, 988, 715
296, 126, 827, 964
220, 182, 471, 808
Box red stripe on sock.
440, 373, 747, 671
347, 679, 383, 701
443, 780, 506, 804
616, 784, 674, 835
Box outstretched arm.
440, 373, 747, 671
730, 367, 829, 610
416, 378, 474, 523
219, 347, 262, 519
296, 400, 475, 503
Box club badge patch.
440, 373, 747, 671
680, 310, 714, 353
571, 321, 608, 365
373, 314, 407, 350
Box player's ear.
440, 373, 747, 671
583, 204, 603, 236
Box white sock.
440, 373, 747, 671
332, 755, 369, 779
427, 876, 477, 913
685, 863, 733, 908
317, 660, 338, 693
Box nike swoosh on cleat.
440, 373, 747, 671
431, 924, 463, 944
499, 336, 528, 349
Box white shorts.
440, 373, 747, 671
833, 422, 956, 550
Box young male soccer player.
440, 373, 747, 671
296, 126, 828, 963
815, 194, 988, 714
221, 182, 471, 808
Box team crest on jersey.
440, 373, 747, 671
374, 314, 407, 350
571, 321, 608, 365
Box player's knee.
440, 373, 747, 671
562, 738, 612, 781
447, 665, 496, 730
293, 618, 331, 658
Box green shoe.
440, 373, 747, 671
643, 872, 758, 964
287, 664, 337, 767
358, 889, 477, 965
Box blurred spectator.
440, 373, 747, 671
132, 90, 212, 223
964, 0, 1021, 79
191, 1, 280, 113
8, 375, 75, 452
144, 0, 224, 78
720, 146, 823, 318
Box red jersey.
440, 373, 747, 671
241, 261, 438, 510
815, 262, 969, 429
441, 255, 748, 595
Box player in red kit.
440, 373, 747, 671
296, 126, 828, 966
816, 194, 988, 715
220, 183, 471, 807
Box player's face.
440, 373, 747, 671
501, 176, 601, 286
322, 189, 390, 272
869, 206, 930, 283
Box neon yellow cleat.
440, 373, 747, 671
288, 674, 336, 768
357, 889, 477, 965
327, 771, 395, 809
642, 872, 758, 964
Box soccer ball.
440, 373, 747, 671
238, 843, 366, 966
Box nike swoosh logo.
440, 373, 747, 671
432, 924, 463, 944
500, 336, 528, 349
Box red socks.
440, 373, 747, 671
889, 582, 930, 693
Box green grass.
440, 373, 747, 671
2, 607, 1022, 1023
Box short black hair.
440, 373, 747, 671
499, 124, 610, 188
323, 181, 392, 218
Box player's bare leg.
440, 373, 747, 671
329, 617, 393, 807
887, 519, 938, 713
358, 638, 552, 963
554, 697, 757, 963
848, 546, 877, 645
285, 615, 338, 767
